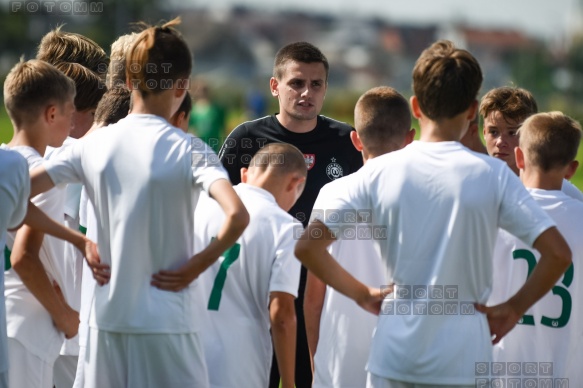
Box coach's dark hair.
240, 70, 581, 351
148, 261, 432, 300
413, 40, 482, 120
273, 42, 329, 81
126, 17, 192, 96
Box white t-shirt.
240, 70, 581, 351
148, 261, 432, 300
0, 148, 30, 373
2, 145, 67, 362
489, 189, 583, 383
195, 184, 301, 388
561, 179, 583, 201
311, 174, 385, 388
46, 137, 84, 355
314, 141, 555, 385
44, 113, 229, 334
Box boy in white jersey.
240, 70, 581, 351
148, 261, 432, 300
481, 86, 583, 200
71, 86, 131, 388
30, 19, 249, 388
305, 86, 414, 388
0, 149, 101, 388
489, 112, 583, 384
295, 40, 572, 388
2, 58, 82, 388
196, 142, 306, 388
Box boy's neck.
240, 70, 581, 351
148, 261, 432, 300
130, 90, 176, 121
520, 169, 564, 191
418, 115, 468, 142
8, 126, 48, 156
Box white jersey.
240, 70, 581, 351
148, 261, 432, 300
44, 113, 229, 334
196, 184, 301, 388
314, 141, 555, 385
561, 179, 583, 201
311, 174, 385, 388
2, 145, 67, 363
46, 137, 84, 356
489, 189, 583, 383
0, 149, 30, 374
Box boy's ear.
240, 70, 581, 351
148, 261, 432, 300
410, 96, 422, 119
44, 105, 57, 124
240, 167, 249, 183
565, 160, 579, 180
466, 100, 478, 121
404, 128, 416, 146
515, 146, 526, 170
287, 174, 306, 194
350, 130, 364, 152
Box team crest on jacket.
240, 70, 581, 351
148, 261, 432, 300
304, 154, 315, 170
326, 157, 343, 180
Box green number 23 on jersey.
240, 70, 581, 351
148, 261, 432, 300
207, 240, 241, 311
513, 249, 574, 328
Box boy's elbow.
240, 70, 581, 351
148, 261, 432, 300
230, 206, 249, 234
555, 242, 572, 271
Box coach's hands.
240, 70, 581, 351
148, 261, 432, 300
52, 282, 80, 339
475, 302, 522, 344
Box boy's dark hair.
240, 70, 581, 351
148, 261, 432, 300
107, 32, 139, 88
127, 18, 192, 96
4, 59, 75, 127
251, 142, 307, 178
519, 112, 582, 172
479, 86, 538, 124
412, 40, 482, 120
37, 26, 109, 77
54, 62, 106, 111
273, 42, 329, 81
355, 86, 411, 154
94, 85, 131, 126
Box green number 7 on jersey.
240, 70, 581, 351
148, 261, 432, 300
207, 240, 241, 311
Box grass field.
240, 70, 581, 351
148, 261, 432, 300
1, 105, 582, 190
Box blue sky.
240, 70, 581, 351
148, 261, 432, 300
179, 0, 582, 41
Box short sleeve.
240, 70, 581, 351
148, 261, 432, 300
44, 139, 85, 186
498, 167, 555, 246
190, 136, 230, 193
218, 124, 246, 185
269, 222, 301, 298
310, 172, 369, 238
0, 150, 30, 230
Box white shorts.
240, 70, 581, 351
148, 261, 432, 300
7, 338, 53, 388
71, 343, 86, 388
366, 373, 475, 388
54, 355, 78, 388
84, 328, 210, 388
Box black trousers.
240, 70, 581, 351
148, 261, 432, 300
269, 266, 311, 387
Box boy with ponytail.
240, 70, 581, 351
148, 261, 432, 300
30, 19, 249, 388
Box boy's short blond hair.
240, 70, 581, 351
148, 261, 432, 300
54, 62, 106, 111
107, 32, 139, 88
519, 112, 582, 171
4, 59, 76, 127
37, 26, 109, 77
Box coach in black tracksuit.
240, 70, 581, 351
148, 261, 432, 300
219, 42, 362, 388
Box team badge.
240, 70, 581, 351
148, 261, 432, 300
326, 157, 343, 180
304, 154, 315, 170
